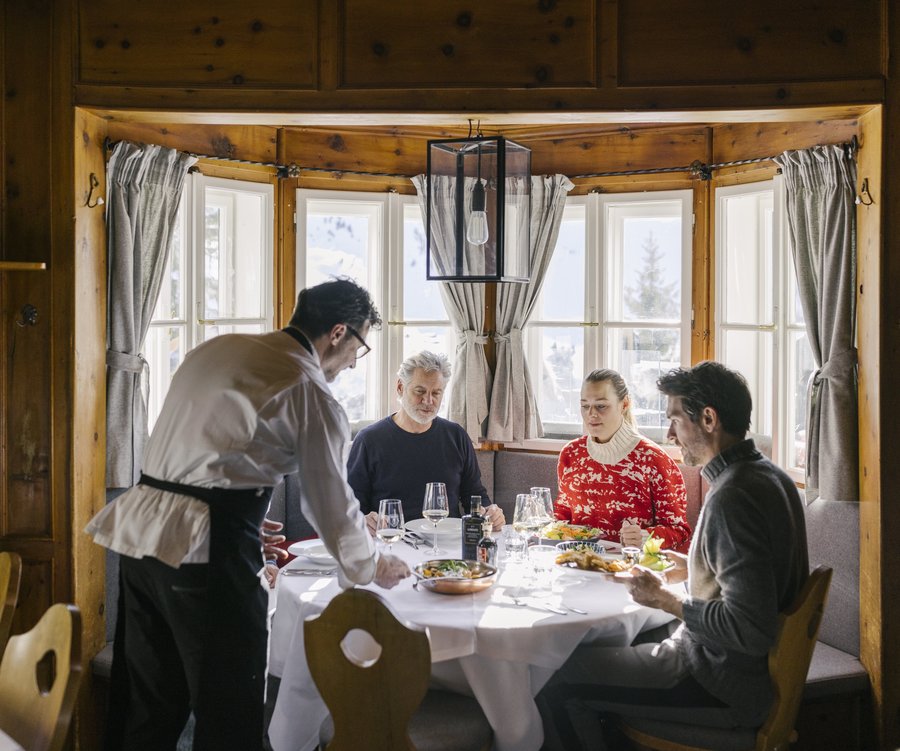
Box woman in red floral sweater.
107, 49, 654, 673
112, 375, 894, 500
555, 369, 691, 552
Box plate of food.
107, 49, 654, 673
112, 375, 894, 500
632, 534, 676, 573
412, 559, 497, 594
540, 520, 602, 542
287, 540, 336, 565
406, 518, 462, 538
555, 548, 634, 575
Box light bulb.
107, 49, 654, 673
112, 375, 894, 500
466, 179, 489, 246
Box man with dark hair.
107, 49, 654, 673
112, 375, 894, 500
87, 278, 410, 751
539, 360, 808, 750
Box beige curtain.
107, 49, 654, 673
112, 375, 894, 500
487, 174, 574, 442
106, 141, 197, 488
412, 175, 491, 441
774, 145, 858, 502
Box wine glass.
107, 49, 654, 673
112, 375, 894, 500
512, 493, 537, 553
422, 482, 449, 556
375, 499, 405, 554
530, 487, 555, 526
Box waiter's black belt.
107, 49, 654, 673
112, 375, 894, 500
139, 473, 272, 505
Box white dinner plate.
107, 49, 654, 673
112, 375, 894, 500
287, 540, 336, 565
405, 518, 462, 538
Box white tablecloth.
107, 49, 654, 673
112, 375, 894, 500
268, 538, 672, 751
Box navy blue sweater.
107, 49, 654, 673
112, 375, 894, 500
347, 415, 490, 522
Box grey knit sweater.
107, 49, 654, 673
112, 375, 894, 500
669, 439, 809, 726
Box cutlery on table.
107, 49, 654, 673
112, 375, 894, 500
562, 603, 588, 614
282, 568, 337, 577
402, 535, 419, 550
511, 597, 567, 616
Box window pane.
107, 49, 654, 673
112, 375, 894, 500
721, 329, 774, 438
606, 202, 683, 322
153, 195, 186, 321
536, 210, 585, 321
330, 359, 369, 423
530, 327, 584, 428
198, 323, 265, 343
402, 326, 453, 418
202, 188, 266, 320
606, 327, 681, 429
403, 205, 446, 321
146, 325, 186, 430
787, 331, 815, 470
721, 191, 774, 325
305, 205, 375, 287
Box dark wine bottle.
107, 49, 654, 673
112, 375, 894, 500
461, 495, 484, 560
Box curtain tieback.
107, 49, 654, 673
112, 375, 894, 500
106, 350, 147, 374
458, 329, 488, 345
493, 328, 523, 345
813, 347, 858, 384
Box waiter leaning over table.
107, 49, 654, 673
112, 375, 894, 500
86, 278, 410, 751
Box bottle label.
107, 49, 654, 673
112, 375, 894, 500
462, 518, 482, 560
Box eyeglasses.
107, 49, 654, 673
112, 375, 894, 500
345, 324, 371, 360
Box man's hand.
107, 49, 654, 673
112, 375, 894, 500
484, 504, 506, 531
263, 563, 279, 589
624, 567, 685, 620
374, 554, 411, 589
365, 511, 378, 536
261, 518, 288, 561
661, 550, 688, 585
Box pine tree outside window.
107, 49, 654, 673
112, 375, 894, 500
524, 191, 692, 442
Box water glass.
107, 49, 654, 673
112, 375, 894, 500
503, 529, 527, 563
529, 544, 559, 591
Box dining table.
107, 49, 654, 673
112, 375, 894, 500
267, 528, 675, 751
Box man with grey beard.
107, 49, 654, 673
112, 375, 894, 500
347, 350, 505, 532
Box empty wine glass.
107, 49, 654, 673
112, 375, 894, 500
422, 482, 449, 556
376, 499, 405, 554
530, 487, 555, 526
512, 493, 540, 551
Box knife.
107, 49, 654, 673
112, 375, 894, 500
402, 535, 419, 550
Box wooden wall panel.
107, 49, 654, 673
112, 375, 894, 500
618, 0, 882, 86
78, 0, 318, 88
107, 122, 279, 164
857, 105, 886, 747
712, 120, 861, 164
340, 0, 597, 88
280, 124, 711, 181
2, 1, 55, 544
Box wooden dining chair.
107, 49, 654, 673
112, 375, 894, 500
621, 566, 832, 751
0, 603, 83, 751
0, 552, 22, 657
304, 588, 492, 751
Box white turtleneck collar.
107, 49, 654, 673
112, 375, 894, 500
585, 420, 642, 465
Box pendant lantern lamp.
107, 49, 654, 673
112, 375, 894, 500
425, 135, 531, 282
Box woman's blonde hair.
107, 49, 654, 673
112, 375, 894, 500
583, 368, 636, 427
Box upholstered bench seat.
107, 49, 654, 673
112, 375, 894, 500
804, 641, 868, 700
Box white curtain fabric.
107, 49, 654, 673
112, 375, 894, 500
106, 142, 197, 488
487, 174, 574, 442
774, 145, 858, 502
412, 175, 492, 440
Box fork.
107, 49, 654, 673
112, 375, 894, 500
511, 597, 568, 615
282, 568, 337, 577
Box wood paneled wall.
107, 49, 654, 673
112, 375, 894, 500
1, 0, 897, 748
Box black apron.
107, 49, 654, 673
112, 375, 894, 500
139, 474, 272, 751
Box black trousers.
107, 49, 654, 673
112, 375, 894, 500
111, 555, 267, 751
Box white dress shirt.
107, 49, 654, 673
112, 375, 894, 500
86, 330, 376, 586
